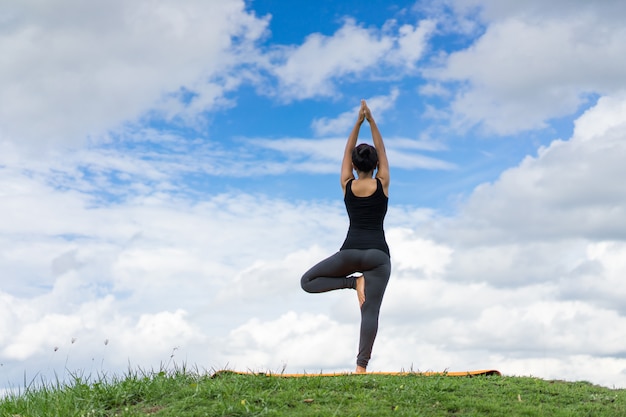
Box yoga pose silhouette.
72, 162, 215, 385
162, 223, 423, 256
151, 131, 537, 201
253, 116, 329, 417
301, 99, 391, 374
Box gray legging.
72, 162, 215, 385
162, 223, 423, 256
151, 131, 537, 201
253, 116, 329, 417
300, 248, 391, 368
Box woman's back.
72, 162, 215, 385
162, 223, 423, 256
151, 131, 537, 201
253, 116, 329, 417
340, 178, 389, 255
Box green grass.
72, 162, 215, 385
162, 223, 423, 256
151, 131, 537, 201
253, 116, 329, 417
1, 368, 625, 416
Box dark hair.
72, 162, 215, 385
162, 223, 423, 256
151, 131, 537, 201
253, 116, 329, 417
351, 143, 378, 173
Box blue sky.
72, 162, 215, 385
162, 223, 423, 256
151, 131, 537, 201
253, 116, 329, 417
99, 0, 567, 210
2, 0, 626, 393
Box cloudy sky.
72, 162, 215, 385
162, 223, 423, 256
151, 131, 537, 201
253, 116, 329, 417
2, 0, 626, 392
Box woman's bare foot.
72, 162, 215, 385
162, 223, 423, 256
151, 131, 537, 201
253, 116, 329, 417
355, 275, 365, 308
355, 365, 366, 374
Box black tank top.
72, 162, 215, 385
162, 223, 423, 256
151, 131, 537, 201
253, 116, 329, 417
340, 178, 390, 256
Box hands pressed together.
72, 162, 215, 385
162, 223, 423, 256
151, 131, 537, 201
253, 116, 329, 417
358, 99, 373, 124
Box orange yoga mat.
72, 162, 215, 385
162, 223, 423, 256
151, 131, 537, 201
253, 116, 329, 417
214, 369, 501, 378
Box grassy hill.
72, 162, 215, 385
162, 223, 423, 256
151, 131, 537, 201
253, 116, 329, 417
2, 368, 625, 416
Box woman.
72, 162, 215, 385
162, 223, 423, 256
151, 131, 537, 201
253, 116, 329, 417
301, 99, 391, 374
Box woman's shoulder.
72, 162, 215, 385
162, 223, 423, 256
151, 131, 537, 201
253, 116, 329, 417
375, 176, 389, 197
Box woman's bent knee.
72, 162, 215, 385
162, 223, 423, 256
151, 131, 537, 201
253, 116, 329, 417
301, 276, 314, 292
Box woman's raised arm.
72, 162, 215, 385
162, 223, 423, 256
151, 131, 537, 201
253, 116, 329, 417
362, 101, 389, 195
340, 102, 366, 191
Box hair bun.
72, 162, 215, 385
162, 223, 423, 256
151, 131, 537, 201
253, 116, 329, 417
352, 143, 378, 172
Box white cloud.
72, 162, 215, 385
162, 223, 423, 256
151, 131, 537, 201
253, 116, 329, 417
386, 20, 437, 69
270, 18, 436, 100
0, 0, 268, 147
221, 312, 356, 371
453, 0, 626, 23
447, 93, 626, 243
419, 82, 452, 98
427, 1, 626, 134
386, 228, 452, 276
404, 93, 626, 385
559, 241, 626, 314
270, 19, 393, 100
